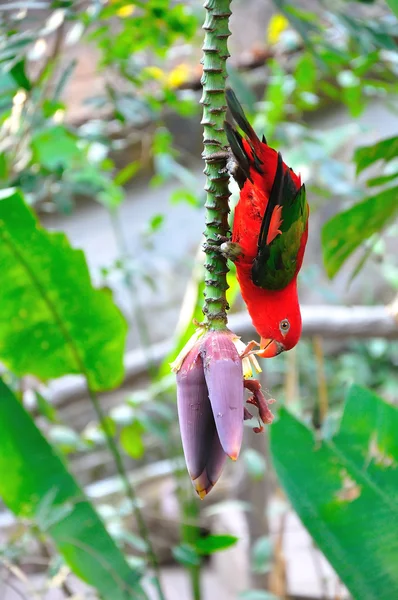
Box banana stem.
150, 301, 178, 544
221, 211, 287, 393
201, 0, 232, 330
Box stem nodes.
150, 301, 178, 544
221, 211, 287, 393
201, 0, 232, 330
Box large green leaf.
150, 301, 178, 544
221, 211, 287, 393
9, 59, 32, 91
0, 190, 127, 390
270, 385, 398, 600
194, 534, 238, 555
0, 378, 146, 600
321, 187, 398, 278
354, 135, 398, 175
385, 0, 398, 19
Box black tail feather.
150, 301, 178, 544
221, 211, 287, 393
224, 122, 251, 179
225, 88, 267, 187
226, 88, 258, 143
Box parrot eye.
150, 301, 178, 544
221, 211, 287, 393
279, 319, 290, 335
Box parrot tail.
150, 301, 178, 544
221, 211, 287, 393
224, 88, 266, 189
225, 89, 267, 148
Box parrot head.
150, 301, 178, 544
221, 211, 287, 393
250, 282, 302, 358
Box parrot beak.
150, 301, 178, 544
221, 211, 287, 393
258, 338, 285, 358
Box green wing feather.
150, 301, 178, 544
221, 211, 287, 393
252, 153, 308, 291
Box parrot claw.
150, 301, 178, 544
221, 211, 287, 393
219, 241, 243, 262
216, 234, 230, 243
203, 240, 243, 263
226, 154, 240, 178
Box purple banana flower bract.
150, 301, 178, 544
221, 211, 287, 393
176, 330, 245, 498
201, 332, 244, 460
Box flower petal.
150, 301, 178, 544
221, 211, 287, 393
201, 331, 244, 460
170, 328, 206, 373
176, 345, 225, 486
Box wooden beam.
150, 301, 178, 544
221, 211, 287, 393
47, 305, 398, 406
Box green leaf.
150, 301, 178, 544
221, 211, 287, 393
367, 172, 398, 187
0, 379, 146, 600
120, 421, 145, 459
172, 543, 201, 567
341, 83, 364, 118
114, 161, 140, 186
194, 534, 238, 555
261, 60, 287, 139
270, 385, 398, 600
0, 152, 8, 181
35, 488, 74, 531
0, 190, 127, 390
294, 53, 316, 92
42, 99, 66, 118
321, 187, 398, 278
354, 136, 398, 175
170, 189, 200, 206
385, 0, 398, 19
148, 213, 164, 232
35, 391, 59, 423
31, 126, 83, 171
9, 59, 32, 91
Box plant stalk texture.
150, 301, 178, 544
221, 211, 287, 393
201, 0, 232, 330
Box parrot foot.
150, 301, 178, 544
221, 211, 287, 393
240, 340, 261, 359
203, 242, 222, 253
219, 241, 243, 262
203, 239, 243, 262
226, 154, 240, 178
244, 378, 274, 427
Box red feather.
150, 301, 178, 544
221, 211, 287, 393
225, 89, 308, 357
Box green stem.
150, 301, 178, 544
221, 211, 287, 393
175, 475, 202, 600
182, 497, 202, 600
201, 0, 232, 330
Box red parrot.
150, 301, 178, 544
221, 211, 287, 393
224, 89, 309, 358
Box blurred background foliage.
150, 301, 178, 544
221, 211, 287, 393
0, 0, 398, 599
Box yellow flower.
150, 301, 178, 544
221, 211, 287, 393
166, 64, 191, 89
109, 1, 135, 18
232, 337, 262, 379
144, 66, 166, 81
267, 14, 289, 45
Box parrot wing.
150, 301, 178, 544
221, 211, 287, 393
251, 152, 308, 291
224, 88, 309, 291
